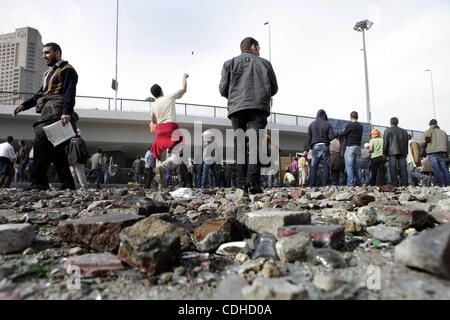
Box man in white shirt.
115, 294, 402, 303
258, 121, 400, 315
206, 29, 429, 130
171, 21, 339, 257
149, 73, 189, 185
0, 136, 17, 188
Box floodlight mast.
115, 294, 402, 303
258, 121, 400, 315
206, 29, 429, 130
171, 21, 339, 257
354, 20, 373, 126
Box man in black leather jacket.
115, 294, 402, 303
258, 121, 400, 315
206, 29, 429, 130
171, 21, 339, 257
383, 117, 409, 186
219, 37, 278, 194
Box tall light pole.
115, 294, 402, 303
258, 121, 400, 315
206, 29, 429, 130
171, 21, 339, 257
424, 69, 436, 119
114, 0, 119, 111
264, 22, 271, 62
354, 19, 374, 126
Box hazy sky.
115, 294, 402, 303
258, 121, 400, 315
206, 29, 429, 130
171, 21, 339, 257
1, 0, 449, 132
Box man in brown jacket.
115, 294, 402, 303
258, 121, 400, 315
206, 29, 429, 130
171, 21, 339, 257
407, 134, 430, 186
420, 119, 449, 187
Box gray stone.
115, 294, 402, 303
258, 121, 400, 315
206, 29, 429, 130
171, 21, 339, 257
117, 216, 181, 275
87, 200, 110, 212
275, 233, 311, 263
241, 278, 307, 300
216, 275, 249, 300
0, 224, 35, 254
0, 216, 9, 224
309, 248, 345, 269
277, 225, 345, 249
366, 225, 403, 243
375, 205, 430, 229
395, 223, 450, 279
242, 209, 311, 237
64, 252, 124, 277
313, 274, 346, 292
335, 192, 354, 201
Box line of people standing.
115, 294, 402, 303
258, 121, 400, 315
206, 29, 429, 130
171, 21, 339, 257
306, 110, 449, 187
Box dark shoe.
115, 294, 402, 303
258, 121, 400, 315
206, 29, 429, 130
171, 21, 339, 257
23, 184, 50, 191
59, 182, 76, 190
249, 185, 264, 195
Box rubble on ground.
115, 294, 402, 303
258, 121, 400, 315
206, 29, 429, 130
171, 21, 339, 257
0, 185, 449, 300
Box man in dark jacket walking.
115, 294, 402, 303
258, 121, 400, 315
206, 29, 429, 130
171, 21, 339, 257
219, 37, 278, 194
13, 42, 78, 191
307, 109, 335, 187
383, 117, 409, 187
66, 129, 90, 189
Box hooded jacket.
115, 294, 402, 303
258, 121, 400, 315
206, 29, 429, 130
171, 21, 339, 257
307, 110, 335, 148
219, 51, 278, 119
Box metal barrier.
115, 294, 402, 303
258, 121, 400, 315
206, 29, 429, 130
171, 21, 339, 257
0, 90, 432, 137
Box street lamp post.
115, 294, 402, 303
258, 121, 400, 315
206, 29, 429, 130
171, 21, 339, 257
354, 19, 374, 126
264, 22, 271, 62
114, 0, 119, 111
424, 69, 436, 119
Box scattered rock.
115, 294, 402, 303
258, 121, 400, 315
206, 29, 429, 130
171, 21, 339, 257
241, 278, 307, 300
117, 216, 181, 275
353, 193, 375, 207
309, 248, 345, 270
216, 241, 251, 256
313, 273, 346, 292
395, 223, 450, 279
194, 218, 243, 252
216, 275, 249, 300
57, 214, 144, 251
375, 206, 430, 229
277, 224, 345, 249
112, 196, 170, 216
275, 233, 311, 263
64, 252, 124, 277
0, 224, 35, 254
261, 261, 281, 278
242, 209, 311, 237
366, 225, 403, 243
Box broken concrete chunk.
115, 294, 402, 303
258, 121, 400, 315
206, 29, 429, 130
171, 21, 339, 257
64, 252, 124, 277
395, 223, 450, 279
57, 214, 144, 251
0, 223, 35, 254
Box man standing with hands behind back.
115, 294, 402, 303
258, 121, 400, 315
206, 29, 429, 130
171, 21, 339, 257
219, 37, 278, 194
13, 43, 78, 191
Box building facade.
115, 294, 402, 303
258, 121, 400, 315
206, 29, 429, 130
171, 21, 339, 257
0, 27, 47, 105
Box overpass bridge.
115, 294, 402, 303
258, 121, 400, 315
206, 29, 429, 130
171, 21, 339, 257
0, 91, 427, 168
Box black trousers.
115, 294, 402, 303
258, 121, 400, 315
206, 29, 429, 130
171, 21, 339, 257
144, 167, 154, 189
31, 133, 75, 188
370, 156, 386, 186
230, 110, 268, 188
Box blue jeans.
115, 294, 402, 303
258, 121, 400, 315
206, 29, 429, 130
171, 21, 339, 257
345, 146, 362, 186
309, 144, 330, 187
201, 163, 218, 188
407, 162, 430, 186
104, 170, 109, 184
94, 169, 102, 189
359, 164, 370, 185
134, 173, 142, 184
388, 155, 408, 186
428, 153, 450, 187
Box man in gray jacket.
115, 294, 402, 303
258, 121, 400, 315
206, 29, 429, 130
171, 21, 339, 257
219, 37, 278, 194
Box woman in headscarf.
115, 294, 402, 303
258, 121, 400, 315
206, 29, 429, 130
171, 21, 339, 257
368, 129, 385, 186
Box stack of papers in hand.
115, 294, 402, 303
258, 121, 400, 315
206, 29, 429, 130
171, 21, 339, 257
43, 121, 76, 146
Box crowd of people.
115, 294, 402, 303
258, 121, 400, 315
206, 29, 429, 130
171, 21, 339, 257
1, 39, 449, 191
